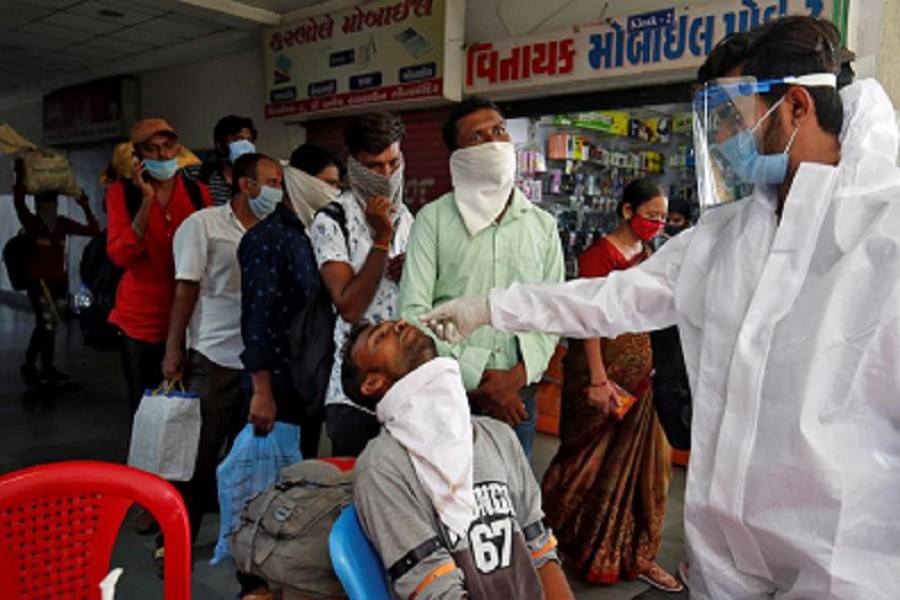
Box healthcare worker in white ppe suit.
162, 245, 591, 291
422, 16, 900, 599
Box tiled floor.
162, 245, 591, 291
0, 301, 686, 599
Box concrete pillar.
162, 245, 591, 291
877, 0, 900, 109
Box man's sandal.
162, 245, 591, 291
153, 547, 165, 580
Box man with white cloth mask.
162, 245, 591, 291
282, 143, 344, 232
342, 318, 574, 600
421, 16, 900, 600
399, 97, 564, 459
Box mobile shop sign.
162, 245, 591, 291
465, 0, 841, 96
264, 0, 462, 118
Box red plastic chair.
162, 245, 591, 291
0, 460, 191, 599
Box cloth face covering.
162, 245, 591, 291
375, 357, 477, 539
248, 185, 282, 218
283, 165, 340, 230
665, 223, 687, 237
228, 140, 256, 164
143, 158, 178, 182
450, 141, 517, 237
347, 155, 404, 205
630, 214, 665, 242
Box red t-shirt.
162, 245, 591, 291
24, 217, 93, 282
106, 177, 211, 343
577, 237, 646, 279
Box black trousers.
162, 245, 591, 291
173, 351, 243, 542
326, 403, 381, 458
118, 331, 165, 415
24, 280, 66, 370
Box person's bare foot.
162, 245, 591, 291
637, 561, 684, 593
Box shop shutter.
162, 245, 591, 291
304, 106, 452, 214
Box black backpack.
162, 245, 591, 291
289, 202, 347, 419
78, 230, 122, 351
77, 177, 204, 351
3, 230, 31, 291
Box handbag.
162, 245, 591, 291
127, 380, 201, 481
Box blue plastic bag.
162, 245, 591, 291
211, 422, 301, 564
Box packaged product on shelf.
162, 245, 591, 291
673, 112, 693, 134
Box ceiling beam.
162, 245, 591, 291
179, 0, 282, 25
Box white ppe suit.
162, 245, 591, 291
486, 79, 900, 599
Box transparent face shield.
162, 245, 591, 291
692, 73, 837, 212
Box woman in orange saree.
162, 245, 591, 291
541, 179, 681, 593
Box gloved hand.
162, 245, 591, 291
421, 294, 491, 344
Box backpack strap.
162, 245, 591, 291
122, 176, 204, 220
195, 161, 218, 185
182, 176, 205, 211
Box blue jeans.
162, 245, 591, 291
473, 386, 537, 459
513, 389, 537, 460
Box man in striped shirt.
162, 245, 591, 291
185, 115, 258, 205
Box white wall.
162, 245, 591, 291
139, 47, 306, 159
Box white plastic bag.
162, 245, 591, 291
127, 381, 201, 481
99, 568, 123, 600
211, 422, 301, 564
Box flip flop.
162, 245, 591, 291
637, 562, 685, 593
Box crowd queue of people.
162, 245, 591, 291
11, 14, 900, 600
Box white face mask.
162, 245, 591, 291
282, 164, 341, 230
450, 141, 516, 237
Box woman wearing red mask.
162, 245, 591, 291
541, 178, 682, 592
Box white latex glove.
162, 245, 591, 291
420, 294, 491, 344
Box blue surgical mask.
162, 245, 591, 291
248, 184, 283, 218
143, 158, 179, 182
714, 96, 799, 185
229, 140, 256, 163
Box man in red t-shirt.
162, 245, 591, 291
106, 118, 210, 414
13, 158, 99, 387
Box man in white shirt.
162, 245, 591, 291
162, 152, 278, 541
310, 112, 413, 457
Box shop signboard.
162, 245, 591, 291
465, 0, 846, 97
263, 0, 464, 119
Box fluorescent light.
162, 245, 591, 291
178, 0, 282, 26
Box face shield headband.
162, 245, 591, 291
692, 73, 837, 212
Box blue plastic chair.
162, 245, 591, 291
329, 505, 392, 600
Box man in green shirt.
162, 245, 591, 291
399, 97, 564, 457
